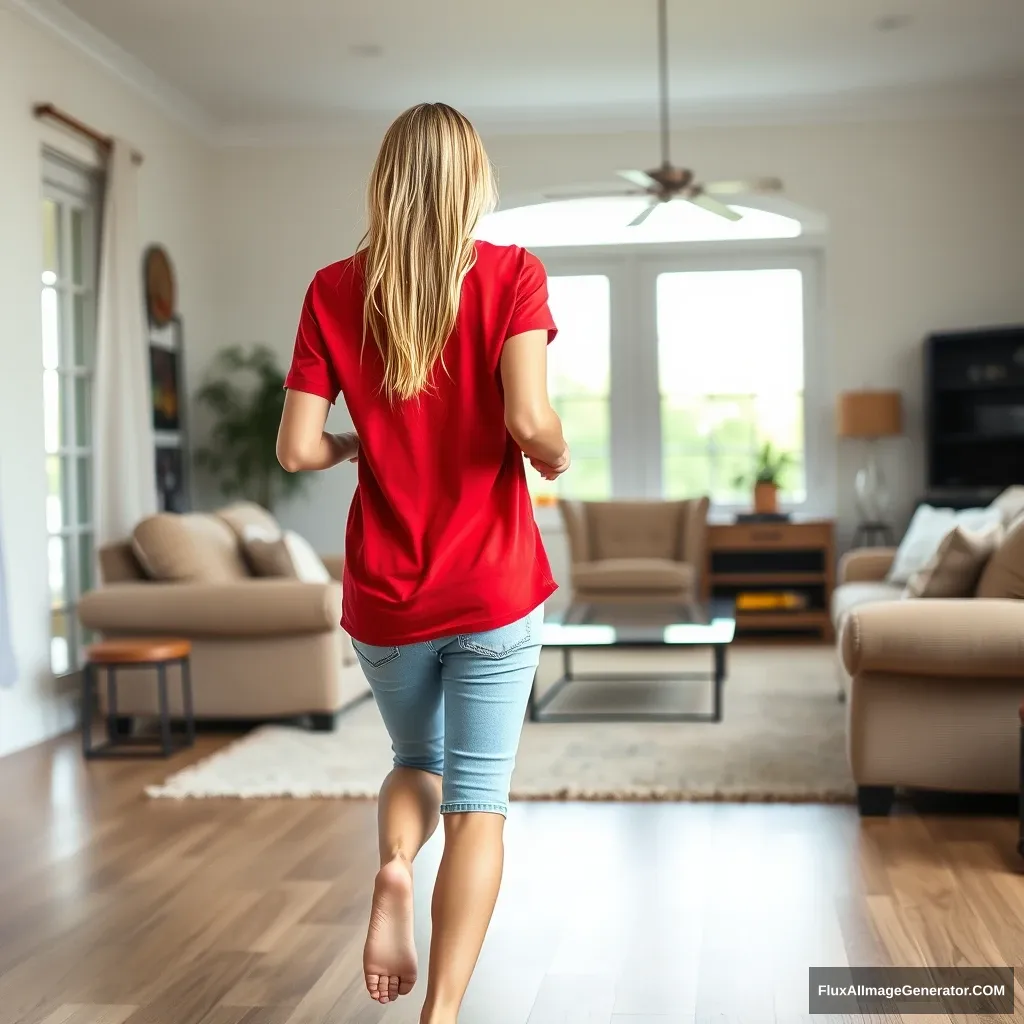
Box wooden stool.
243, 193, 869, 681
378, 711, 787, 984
1019, 701, 1024, 858
82, 638, 194, 759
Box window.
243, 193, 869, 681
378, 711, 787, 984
42, 155, 101, 674
658, 269, 805, 504
477, 199, 822, 512
532, 275, 612, 502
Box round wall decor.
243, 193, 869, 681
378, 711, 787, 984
144, 245, 176, 326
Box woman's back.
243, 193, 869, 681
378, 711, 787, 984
285, 240, 558, 645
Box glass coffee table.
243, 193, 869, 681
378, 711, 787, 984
529, 599, 736, 724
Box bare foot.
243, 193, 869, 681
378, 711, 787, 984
364, 856, 418, 1003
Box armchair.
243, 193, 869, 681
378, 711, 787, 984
558, 498, 709, 603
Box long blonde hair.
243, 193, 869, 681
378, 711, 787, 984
361, 103, 497, 401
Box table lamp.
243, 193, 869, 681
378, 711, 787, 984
836, 390, 903, 546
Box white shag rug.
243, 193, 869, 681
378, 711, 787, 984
147, 645, 854, 803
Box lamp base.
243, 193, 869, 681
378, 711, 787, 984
852, 521, 896, 548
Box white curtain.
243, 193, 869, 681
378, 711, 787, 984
0, 464, 16, 689
94, 140, 157, 546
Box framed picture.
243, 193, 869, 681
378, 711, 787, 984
155, 444, 188, 513
150, 342, 182, 433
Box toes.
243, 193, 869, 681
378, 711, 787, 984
365, 972, 380, 999
398, 976, 415, 995
377, 974, 391, 1003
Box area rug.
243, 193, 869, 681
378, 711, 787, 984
147, 645, 854, 803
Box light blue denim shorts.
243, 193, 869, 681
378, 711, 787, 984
351, 604, 544, 816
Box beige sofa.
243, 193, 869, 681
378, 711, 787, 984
832, 546, 1024, 815
559, 498, 709, 603
77, 502, 370, 731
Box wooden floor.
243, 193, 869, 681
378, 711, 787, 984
1, 733, 1023, 1024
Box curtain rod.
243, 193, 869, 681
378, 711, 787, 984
33, 103, 144, 166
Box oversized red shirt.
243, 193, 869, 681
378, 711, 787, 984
284, 240, 559, 646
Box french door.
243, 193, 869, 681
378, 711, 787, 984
540, 247, 824, 511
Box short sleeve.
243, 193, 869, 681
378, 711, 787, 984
284, 281, 341, 404
507, 250, 558, 344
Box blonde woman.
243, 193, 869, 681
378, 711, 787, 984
276, 103, 569, 1023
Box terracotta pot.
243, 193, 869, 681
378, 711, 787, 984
753, 481, 779, 514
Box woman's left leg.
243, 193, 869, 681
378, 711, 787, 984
352, 638, 445, 1005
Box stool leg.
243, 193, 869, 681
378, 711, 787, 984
106, 666, 119, 745
181, 657, 195, 747
157, 663, 172, 757
82, 663, 96, 758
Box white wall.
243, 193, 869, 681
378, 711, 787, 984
0, 5, 215, 756
208, 115, 1024, 562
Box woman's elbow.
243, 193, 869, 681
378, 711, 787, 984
276, 439, 307, 473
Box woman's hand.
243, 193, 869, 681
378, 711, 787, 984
331, 431, 360, 464
528, 445, 570, 481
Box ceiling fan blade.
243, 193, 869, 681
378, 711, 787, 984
542, 189, 648, 200
628, 201, 659, 227
688, 193, 743, 222
703, 176, 783, 196
617, 169, 657, 189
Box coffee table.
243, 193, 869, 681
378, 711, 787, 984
529, 599, 736, 723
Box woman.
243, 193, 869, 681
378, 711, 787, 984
276, 103, 569, 1024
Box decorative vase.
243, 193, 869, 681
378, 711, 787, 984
754, 481, 779, 514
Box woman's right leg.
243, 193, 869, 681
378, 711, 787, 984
421, 608, 543, 1024
352, 639, 445, 1006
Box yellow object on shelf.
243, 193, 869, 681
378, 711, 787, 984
736, 592, 808, 612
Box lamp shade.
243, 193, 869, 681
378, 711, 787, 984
836, 390, 903, 438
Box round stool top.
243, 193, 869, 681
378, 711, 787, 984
85, 638, 191, 664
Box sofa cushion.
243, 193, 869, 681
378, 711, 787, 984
133, 513, 249, 583
830, 581, 903, 627
989, 486, 1024, 525
904, 523, 1003, 599
975, 513, 1024, 600
587, 502, 680, 561
244, 529, 331, 584
574, 558, 694, 594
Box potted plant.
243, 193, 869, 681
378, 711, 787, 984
735, 442, 793, 514
195, 345, 310, 512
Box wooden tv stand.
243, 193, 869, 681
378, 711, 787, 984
703, 519, 836, 641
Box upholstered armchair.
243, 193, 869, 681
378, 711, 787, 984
558, 498, 710, 603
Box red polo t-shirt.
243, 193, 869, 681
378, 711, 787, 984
284, 240, 559, 646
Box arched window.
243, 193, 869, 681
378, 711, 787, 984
476, 197, 803, 248
476, 197, 824, 515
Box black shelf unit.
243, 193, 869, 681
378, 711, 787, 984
924, 325, 1024, 503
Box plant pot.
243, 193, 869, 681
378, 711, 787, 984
754, 481, 779, 514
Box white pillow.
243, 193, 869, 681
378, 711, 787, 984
886, 505, 1003, 585
282, 531, 332, 583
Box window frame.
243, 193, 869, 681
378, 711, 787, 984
535, 238, 832, 524
41, 150, 103, 676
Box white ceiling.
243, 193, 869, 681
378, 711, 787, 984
34, 0, 1024, 138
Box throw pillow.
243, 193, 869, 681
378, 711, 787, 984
904, 523, 1003, 599
132, 513, 250, 583
988, 486, 1024, 525
975, 512, 1024, 599
244, 528, 331, 584
886, 504, 1003, 585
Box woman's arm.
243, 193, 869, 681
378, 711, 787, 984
276, 389, 358, 472
500, 329, 569, 475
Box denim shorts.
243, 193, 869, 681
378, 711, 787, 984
351, 604, 544, 816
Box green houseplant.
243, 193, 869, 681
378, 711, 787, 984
195, 345, 308, 512
734, 442, 793, 514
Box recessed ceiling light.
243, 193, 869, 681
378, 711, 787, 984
349, 43, 384, 58
875, 13, 913, 32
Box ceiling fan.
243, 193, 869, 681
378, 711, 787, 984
546, 0, 782, 227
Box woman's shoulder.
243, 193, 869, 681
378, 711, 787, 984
473, 240, 545, 276
307, 252, 364, 300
